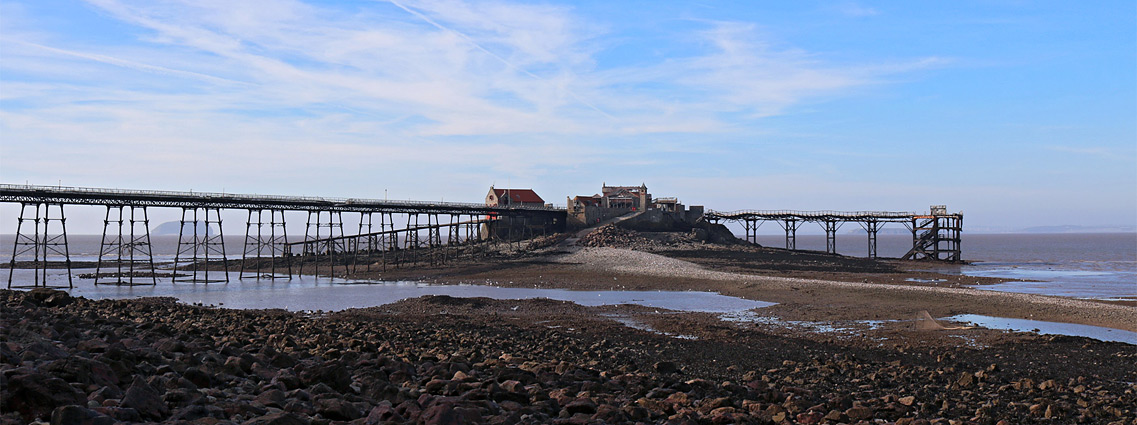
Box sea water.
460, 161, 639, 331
957, 233, 1136, 300
1, 267, 773, 313
2, 232, 1135, 300
747, 232, 1136, 300
3, 233, 1133, 344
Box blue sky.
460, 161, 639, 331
1, 0, 1134, 232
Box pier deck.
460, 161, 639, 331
704, 207, 962, 261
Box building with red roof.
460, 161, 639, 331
486, 186, 546, 207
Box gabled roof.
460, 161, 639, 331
572, 196, 601, 206
603, 188, 636, 198
492, 188, 544, 204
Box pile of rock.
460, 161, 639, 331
524, 233, 569, 251
578, 225, 643, 248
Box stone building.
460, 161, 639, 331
566, 183, 701, 229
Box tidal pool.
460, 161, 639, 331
942, 314, 1137, 345
7, 268, 774, 313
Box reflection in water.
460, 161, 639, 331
6, 268, 774, 313
942, 314, 1136, 345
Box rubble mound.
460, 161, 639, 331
579, 225, 642, 247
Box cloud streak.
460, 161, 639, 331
5, 0, 936, 137
0, 0, 948, 205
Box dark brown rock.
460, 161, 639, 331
24, 288, 73, 307
256, 388, 287, 408
50, 405, 114, 425
299, 361, 352, 393
845, 405, 873, 421
46, 357, 119, 388
120, 376, 168, 420
316, 397, 363, 421
2, 372, 86, 421
366, 400, 405, 424
564, 398, 598, 415
182, 366, 213, 388
91, 407, 142, 423
168, 404, 226, 422
242, 412, 311, 425
654, 361, 679, 374
422, 403, 465, 425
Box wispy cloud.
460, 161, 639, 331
834, 2, 880, 18
5, 0, 935, 136
5, 38, 250, 86
0, 0, 942, 192
1046, 145, 1135, 161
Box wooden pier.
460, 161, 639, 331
703, 205, 962, 261
3, 184, 964, 291
1, 184, 565, 288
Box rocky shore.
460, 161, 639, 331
3, 287, 1136, 425
4, 226, 1137, 424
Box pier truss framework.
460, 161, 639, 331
2, 184, 565, 288
703, 208, 962, 261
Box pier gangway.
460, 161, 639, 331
703, 206, 962, 261
2, 184, 565, 289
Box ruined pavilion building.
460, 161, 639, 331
570, 183, 651, 211
566, 183, 701, 229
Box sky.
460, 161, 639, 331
1, 0, 1135, 233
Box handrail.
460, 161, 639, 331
0, 183, 562, 211
704, 209, 960, 219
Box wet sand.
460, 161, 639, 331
355, 243, 1137, 336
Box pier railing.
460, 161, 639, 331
0, 184, 563, 213
704, 207, 962, 262
2, 183, 567, 289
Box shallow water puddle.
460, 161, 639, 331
603, 314, 699, 340
24, 268, 775, 313
942, 314, 1137, 345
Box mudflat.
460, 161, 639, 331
361, 235, 1137, 335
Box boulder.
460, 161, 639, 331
2, 372, 86, 421
315, 397, 363, 421
24, 288, 73, 307
50, 405, 115, 425
422, 403, 464, 425
120, 376, 168, 420
242, 412, 311, 425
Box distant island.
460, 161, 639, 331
843, 224, 1136, 235
1019, 225, 1136, 234
151, 221, 216, 236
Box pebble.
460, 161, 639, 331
1, 289, 1134, 425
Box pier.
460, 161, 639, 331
1, 184, 565, 289
703, 206, 962, 261
3, 184, 963, 290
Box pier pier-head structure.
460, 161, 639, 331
1, 184, 565, 288
703, 205, 963, 262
